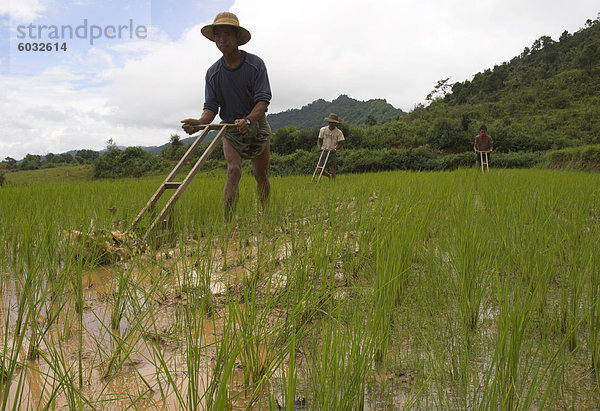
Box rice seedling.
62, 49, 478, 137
305, 300, 374, 409
0, 168, 599, 408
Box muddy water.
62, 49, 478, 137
0, 237, 286, 410
0, 230, 394, 409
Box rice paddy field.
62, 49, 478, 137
1, 168, 599, 409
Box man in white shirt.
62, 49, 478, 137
316, 113, 345, 179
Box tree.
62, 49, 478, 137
343, 126, 363, 150
270, 126, 296, 155
539, 35, 556, 48
576, 41, 600, 74
366, 115, 377, 127
337, 122, 352, 145
75, 149, 99, 164
170, 134, 182, 147
427, 78, 453, 103
162, 134, 189, 161
3, 157, 17, 170
294, 128, 318, 152
44, 153, 58, 164
427, 118, 469, 151
20, 154, 41, 170
40, 152, 73, 166
106, 138, 118, 151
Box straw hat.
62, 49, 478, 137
324, 113, 340, 123
201, 12, 251, 46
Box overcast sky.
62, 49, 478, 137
0, 0, 598, 160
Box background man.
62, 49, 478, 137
474, 124, 493, 168
317, 113, 345, 179
181, 12, 272, 219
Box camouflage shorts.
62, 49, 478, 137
223, 115, 271, 159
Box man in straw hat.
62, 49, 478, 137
181, 12, 272, 219
316, 113, 345, 179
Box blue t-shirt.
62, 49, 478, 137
203, 51, 272, 123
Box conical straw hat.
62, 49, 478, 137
201, 12, 251, 45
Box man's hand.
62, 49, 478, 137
180, 118, 203, 135
234, 118, 249, 134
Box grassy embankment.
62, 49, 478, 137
3, 165, 94, 184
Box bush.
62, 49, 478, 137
162, 142, 190, 161
427, 118, 470, 151
269, 147, 551, 177
94, 147, 170, 178
492, 151, 545, 168
272, 147, 443, 175
0, 172, 5, 186
270, 150, 319, 176
438, 152, 473, 170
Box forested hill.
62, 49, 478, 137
266, 16, 600, 154
442, 17, 600, 106
410, 15, 600, 151
266, 94, 404, 131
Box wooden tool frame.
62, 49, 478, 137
478, 150, 490, 173
131, 123, 233, 240
311, 150, 331, 183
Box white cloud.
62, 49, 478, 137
104, 24, 219, 133
0, 20, 226, 159
0, 67, 110, 157
232, 0, 598, 111
0, 0, 54, 22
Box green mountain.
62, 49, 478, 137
266, 94, 405, 131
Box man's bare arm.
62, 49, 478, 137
180, 109, 217, 135
245, 101, 269, 123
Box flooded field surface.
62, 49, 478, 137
1, 169, 600, 409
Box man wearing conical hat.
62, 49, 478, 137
316, 113, 345, 179
181, 12, 272, 219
